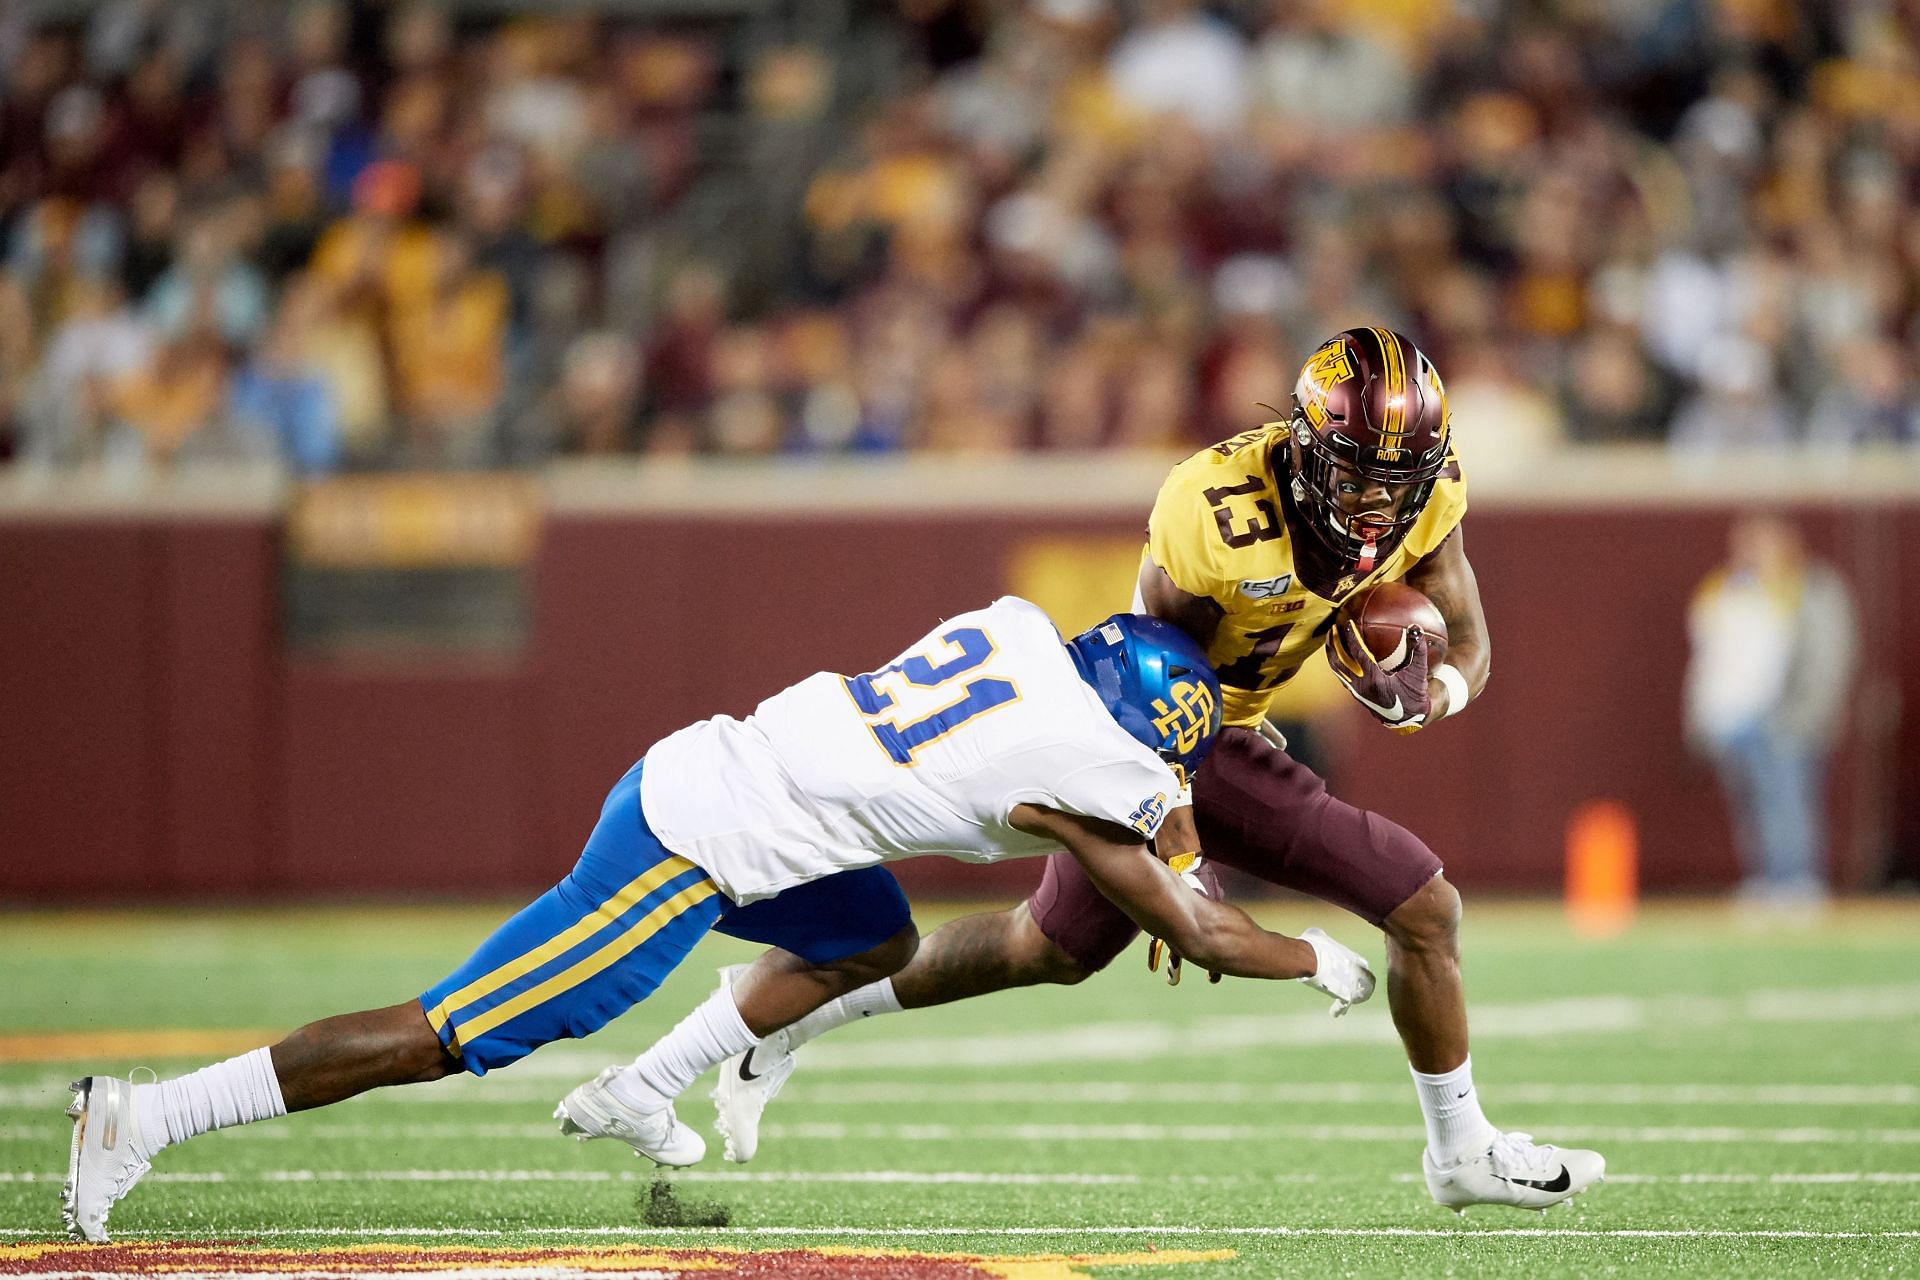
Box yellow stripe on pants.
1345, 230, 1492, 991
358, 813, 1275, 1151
450, 879, 721, 1047
422, 854, 699, 1034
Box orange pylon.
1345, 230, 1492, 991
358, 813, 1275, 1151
1566, 799, 1638, 938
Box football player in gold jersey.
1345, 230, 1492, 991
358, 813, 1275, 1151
705, 329, 1604, 1211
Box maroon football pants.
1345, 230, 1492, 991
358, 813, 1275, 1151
1030, 725, 1444, 971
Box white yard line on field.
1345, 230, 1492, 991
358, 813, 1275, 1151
3, 1225, 1919, 1241
236, 1080, 1920, 1110
7, 1121, 1920, 1145
6, 1077, 1920, 1114
763, 1121, 1920, 1145
9, 1167, 1920, 1187
724, 1082, 1920, 1108
0, 1169, 1156, 1186
1391, 1171, 1920, 1185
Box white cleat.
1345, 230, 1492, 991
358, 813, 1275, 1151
712, 1030, 796, 1163
1424, 1131, 1605, 1212
554, 1067, 705, 1167
709, 965, 797, 1164
63, 1076, 152, 1243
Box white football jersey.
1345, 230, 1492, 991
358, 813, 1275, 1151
640, 596, 1184, 904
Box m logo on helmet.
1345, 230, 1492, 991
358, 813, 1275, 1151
1150, 679, 1218, 758
1296, 340, 1355, 429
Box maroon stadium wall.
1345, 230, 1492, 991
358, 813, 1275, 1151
2, 457, 1915, 903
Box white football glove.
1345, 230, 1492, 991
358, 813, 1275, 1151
1298, 927, 1376, 1017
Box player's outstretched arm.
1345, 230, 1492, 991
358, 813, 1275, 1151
1402, 527, 1490, 719
1008, 802, 1315, 982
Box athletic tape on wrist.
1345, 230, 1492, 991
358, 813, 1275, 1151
1433, 662, 1470, 720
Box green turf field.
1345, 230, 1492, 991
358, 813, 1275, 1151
4, 899, 1919, 1278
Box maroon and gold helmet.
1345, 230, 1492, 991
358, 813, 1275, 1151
1284, 327, 1451, 574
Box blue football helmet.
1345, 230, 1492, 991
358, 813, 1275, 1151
1066, 613, 1223, 786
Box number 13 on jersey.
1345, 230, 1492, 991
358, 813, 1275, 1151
843, 627, 1021, 765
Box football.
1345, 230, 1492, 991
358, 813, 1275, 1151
1335, 581, 1449, 670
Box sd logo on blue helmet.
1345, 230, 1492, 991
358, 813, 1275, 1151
1066, 613, 1224, 786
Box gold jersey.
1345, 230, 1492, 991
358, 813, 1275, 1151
1145, 425, 1468, 728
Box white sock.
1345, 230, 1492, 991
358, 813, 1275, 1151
781, 978, 904, 1051
132, 1047, 287, 1157
1411, 1055, 1498, 1168
611, 988, 757, 1112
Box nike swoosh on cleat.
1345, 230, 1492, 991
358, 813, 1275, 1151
738, 1049, 762, 1082
1507, 1167, 1572, 1193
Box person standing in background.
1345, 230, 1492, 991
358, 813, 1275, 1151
1685, 517, 1856, 913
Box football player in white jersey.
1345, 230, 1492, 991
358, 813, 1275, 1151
62, 598, 1376, 1242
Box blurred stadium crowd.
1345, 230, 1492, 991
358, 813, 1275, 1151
1, 0, 1917, 472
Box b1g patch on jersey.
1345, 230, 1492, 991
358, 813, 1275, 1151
1129, 791, 1170, 838
1239, 574, 1293, 600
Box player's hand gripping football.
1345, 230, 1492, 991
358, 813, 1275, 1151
1146, 855, 1223, 986
1297, 927, 1376, 1016
1329, 621, 1432, 735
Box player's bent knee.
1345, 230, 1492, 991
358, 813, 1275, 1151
1010, 905, 1098, 985
1038, 948, 1095, 985
1383, 875, 1462, 956
808, 922, 920, 993
857, 922, 920, 982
